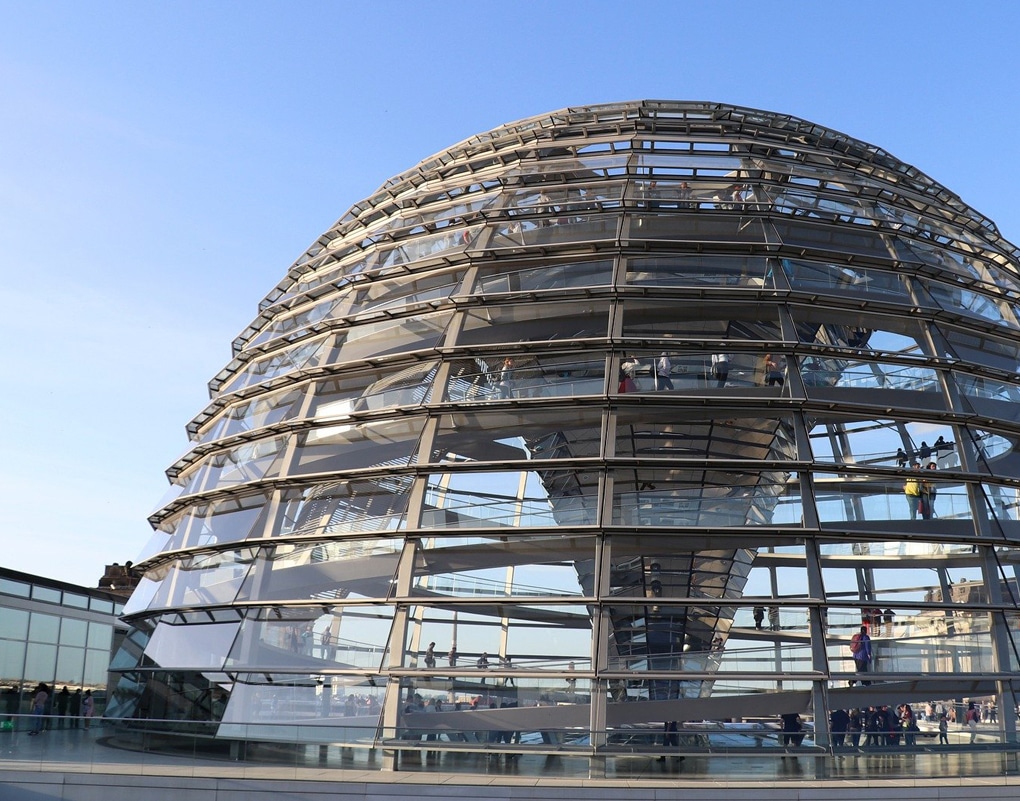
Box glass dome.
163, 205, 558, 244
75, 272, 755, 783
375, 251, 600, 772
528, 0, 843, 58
108, 100, 1020, 778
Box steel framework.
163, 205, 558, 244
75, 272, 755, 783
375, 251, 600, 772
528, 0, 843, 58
108, 100, 1020, 777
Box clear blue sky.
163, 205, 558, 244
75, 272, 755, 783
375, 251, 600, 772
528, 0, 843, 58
1, 1, 1018, 587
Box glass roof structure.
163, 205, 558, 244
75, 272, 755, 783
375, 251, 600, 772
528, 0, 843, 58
108, 100, 1020, 778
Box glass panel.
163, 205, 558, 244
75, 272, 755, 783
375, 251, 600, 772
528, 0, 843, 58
61, 592, 88, 610
165, 493, 271, 550
968, 427, 1019, 477
24, 642, 56, 681
333, 309, 452, 363
616, 349, 768, 390
234, 539, 404, 604
630, 211, 772, 245
457, 300, 610, 347
446, 354, 607, 402
501, 182, 624, 218
225, 607, 394, 670
0, 607, 29, 640
940, 324, 1020, 373
32, 585, 61, 604
422, 470, 598, 529
981, 483, 1020, 531
783, 258, 909, 300
55, 646, 84, 685
84, 650, 110, 700
291, 417, 424, 475
222, 673, 383, 734
59, 618, 87, 647
626, 254, 769, 288
89, 597, 114, 614
955, 373, 1020, 425
0, 640, 25, 684
249, 295, 345, 348
307, 361, 439, 417
473, 259, 613, 295
0, 577, 30, 597
121, 574, 162, 616
801, 355, 939, 392
487, 213, 618, 251
610, 469, 793, 527
87, 622, 113, 650
278, 477, 412, 538
814, 471, 974, 527
430, 408, 603, 465
220, 336, 331, 394
407, 609, 592, 682
412, 535, 594, 600
620, 299, 781, 342
373, 191, 499, 237
923, 278, 1019, 329
772, 218, 895, 260
177, 437, 287, 495
28, 612, 60, 643
143, 549, 256, 612
808, 415, 956, 469
144, 621, 240, 669
374, 225, 480, 268
613, 410, 798, 461
198, 387, 305, 444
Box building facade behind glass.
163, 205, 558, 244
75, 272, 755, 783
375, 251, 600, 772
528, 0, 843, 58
1, 568, 124, 728
107, 101, 1020, 778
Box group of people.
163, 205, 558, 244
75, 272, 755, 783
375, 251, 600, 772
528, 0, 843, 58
23, 683, 95, 735
896, 436, 953, 468
752, 606, 781, 631
786, 701, 984, 749
425, 642, 514, 676
829, 704, 922, 747
903, 460, 940, 520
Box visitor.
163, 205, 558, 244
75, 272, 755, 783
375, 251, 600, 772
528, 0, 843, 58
904, 462, 924, 520
711, 353, 729, 388
619, 356, 640, 393
780, 712, 804, 747
883, 608, 894, 637
830, 708, 850, 747
655, 353, 674, 391
966, 702, 980, 743
678, 181, 693, 208
764, 354, 785, 387
900, 705, 918, 746
82, 689, 94, 730
56, 686, 70, 729
28, 683, 48, 736
496, 358, 515, 399
849, 626, 872, 686
924, 462, 938, 518
847, 708, 863, 748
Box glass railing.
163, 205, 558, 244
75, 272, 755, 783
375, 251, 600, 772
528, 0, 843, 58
4, 711, 1018, 781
